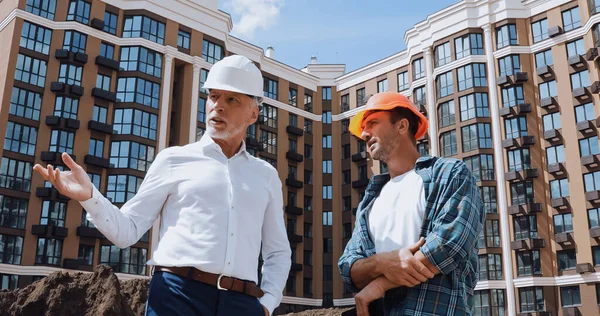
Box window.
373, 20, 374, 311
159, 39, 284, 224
263, 78, 277, 99
436, 71, 453, 99
481, 187, 497, 213
62, 30, 86, 53
88, 173, 101, 190
119, 47, 163, 78
580, 136, 600, 157
496, 24, 517, 49
380, 162, 388, 174
100, 42, 114, 59
558, 250, 577, 271
434, 42, 451, 67
322, 111, 332, 124
304, 144, 312, 158
478, 254, 502, 280
288, 88, 297, 106
358, 165, 368, 179
538, 80, 557, 100
88, 139, 104, 157
504, 116, 527, 139
501, 85, 524, 107
286, 276, 296, 293
398, 71, 409, 91
438, 100, 455, 128
26, 0, 57, 20
377, 79, 388, 93
40, 201, 66, 227
322, 211, 332, 226
560, 286, 581, 307
0, 234, 23, 264
535, 49, 553, 68
304, 196, 312, 211
532, 18, 549, 43
585, 171, 600, 192
304, 94, 313, 112
4, 122, 37, 156
259, 130, 277, 155
304, 170, 312, 184
519, 287, 544, 312
595, 23, 600, 47
197, 98, 206, 123
498, 55, 520, 77
542, 112, 561, 131
0, 196, 28, 229
562, 7, 581, 32
517, 251, 541, 276
567, 38, 585, 58
9, 87, 42, 121
123, 16, 165, 45
413, 86, 426, 107
323, 239, 333, 253
20, 22, 52, 55
547, 145, 565, 165
92, 106, 108, 124
177, 30, 190, 49
95, 74, 111, 92
322, 160, 332, 174
514, 215, 538, 240
342, 119, 349, 133
49, 130, 74, 154
322, 186, 332, 200
507, 148, 531, 172
357, 88, 366, 106
459, 93, 489, 121
342, 170, 351, 185
78, 244, 94, 265
550, 178, 569, 199
455, 33, 484, 59
412, 58, 424, 80
473, 290, 505, 316
322, 87, 332, 100
322, 135, 332, 149
35, 238, 62, 265
511, 181, 534, 205
106, 175, 143, 203
0, 157, 32, 192
58, 64, 83, 86
591, 0, 600, 15
484, 219, 501, 248
15, 54, 47, 87
199, 69, 209, 94
304, 223, 312, 239
594, 246, 600, 265
463, 154, 495, 182
554, 213, 573, 234
66, 0, 91, 24
116, 77, 161, 109
110, 141, 155, 172
571, 70, 591, 89
202, 39, 223, 64
440, 130, 457, 157
100, 245, 147, 275
417, 142, 429, 156
103, 11, 118, 35
461, 123, 492, 152
575, 102, 595, 123
457, 64, 486, 91
262, 104, 277, 128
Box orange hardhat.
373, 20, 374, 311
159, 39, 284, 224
348, 92, 428, 140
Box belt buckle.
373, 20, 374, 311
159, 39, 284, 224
216, 274, 228, 291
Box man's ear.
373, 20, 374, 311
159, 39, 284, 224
397, 118, 409, 135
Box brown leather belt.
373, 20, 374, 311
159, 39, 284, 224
154, 266, 264, 298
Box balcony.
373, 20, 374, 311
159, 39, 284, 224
499, 103, 531, 118
50, 82, 84, 97
510, 238, 545, 250
31, 224, 68, 238
508, 203, 542, 216
551, 197, 569, 209
514, 72, 528, 83
286, 125, 304, 136
592, 81, 600, 94
496, 75, 510, 86
76, 226, 104, 239
581, 154, 600, 168
286, 151, 303, 162
502, 136, 535, 149
290, 263, 303, 272
540, 97, 557, 109
505, 168, 538, 182
88, 120, 113, 134
352, 151, 367, 162
288, 234, 303, 243
543, 129, 561, 142
285, 178, 303, 189
40, 152, 76, 165
95, 56, 121, 71
576, 263, 594, 274
586, 47, 599, 61
573, 87, 588, 99
547, 163, 565, 176
54, 48, 87, 65
536, 65, 553, 78
352, 178, 369, 188
555, 232, 573, 245
92, 88, 117, 102
90, 18, 104, 30
36, 187, 70, 201
562, 307, 582, 316
585, 190, 600, 202
576, 120, 595, 133
568, 55, 586, 68
285, 205, 303, 216
591, 226, 600, 238
84, 155, 111, 169
63, 258, 92, 271
45, 115, 80, 131
548, 25, 563, 38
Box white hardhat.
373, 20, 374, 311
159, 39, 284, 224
202, 55, 264, 97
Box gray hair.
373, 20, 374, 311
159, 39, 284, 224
253, 96, 264, 113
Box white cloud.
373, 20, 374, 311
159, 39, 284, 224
227, 0, 284, 40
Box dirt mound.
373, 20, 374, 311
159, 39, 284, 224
280, 307, 355, 316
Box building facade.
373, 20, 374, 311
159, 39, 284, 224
1, 0, 600, 315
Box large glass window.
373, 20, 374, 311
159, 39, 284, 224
259, 130, 277, 154
398, 71, 409, 91
463, 154, 494, 182
539, 80, 557, 100
575, 102, 595, 123
550, 178, 570, 199
459, 93, 489, 121
104, 11, 118, 35
457, 64, 486, 91
554, 213, 573, 234
571, 70, 591, 89
0, 158, 32, 192
566, 38, 585, 58
49, 130, 74, 154
15, 54, 47, 87
546, 145, 565, 165
54, 96, 78, 119
478, 254, 502, 280
9, 87, 42, 121
20, 22, 52, 55
106, 175, 143, 203
100, 245, 147, 275
562, 7, 581, 32
120, 47, 163, 78
498, 55, 520, 77
0, 196, 28, 229
4, 122, 37, 156
543, 112, 561, 131
580, 136, 600, 157
519, 287, 544, 312
66, 0, 91, 24
504, 116, 527, 139
264, 78, 278, 99
0, 234, 23, 264
35, 237, 62, 265
535, 49, 553, 68
496, 24, 517, 49
122, 16, 165, 45
557, 250, 577, 271
202, 40, 224, 64
455, 33, 484, 59
113, 109, 158, 141
26, 0, 57, 20
434, 42, 451, 67
473, 290, 505, 316
178, 30, 191, 50
438, 100, 455, 128
413, 58, 424, 80
440, 130, 457, 157
517, 251, 541, 276
40, 201, 66, 227
58, 64, 83, 86
461, 123, 492, 152
116, 77, 161, 109
514, 215, 538, 240
501, 86, 524, 107
62, 31, 86, 53
110, 141, 155, 172
531, 19, 549, 43
560, 286, 581, 307
507, 148, 531, 172
436, 71, 453, 99
510, 181, 534, 205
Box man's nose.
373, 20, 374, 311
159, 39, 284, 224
361, 129, 371, 141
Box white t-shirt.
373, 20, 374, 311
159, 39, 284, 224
368, 169, 426, 253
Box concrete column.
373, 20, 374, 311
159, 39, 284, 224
190, 63, 201, 143
482, 23, 516, 316
423, 47, 438, 156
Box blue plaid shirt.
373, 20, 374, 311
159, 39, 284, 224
338, 156, 485, 315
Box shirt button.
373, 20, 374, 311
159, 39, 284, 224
228, 262, 231, 265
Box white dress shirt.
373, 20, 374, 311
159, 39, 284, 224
80, 135, 291, 314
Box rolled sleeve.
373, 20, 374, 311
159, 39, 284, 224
420, 162, 484, 275
338, 215, 369, 293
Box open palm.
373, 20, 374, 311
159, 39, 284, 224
33, 152, 93, 201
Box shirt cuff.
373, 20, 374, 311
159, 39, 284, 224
259, 292, 278, 316
79, 186, 107, 221
420, 233, 454, 275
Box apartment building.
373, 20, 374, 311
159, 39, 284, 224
2, 0, 600, 315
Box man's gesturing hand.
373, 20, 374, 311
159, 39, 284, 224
33, 153, 94, 202
378, 237, 435, 287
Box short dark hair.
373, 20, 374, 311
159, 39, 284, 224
388, 107, 420, 143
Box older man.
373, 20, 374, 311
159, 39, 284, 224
338, 92, 485, 315
33, 55, 291, 316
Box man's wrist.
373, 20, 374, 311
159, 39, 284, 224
373, 251, 393, 275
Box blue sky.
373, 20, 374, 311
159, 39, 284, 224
219, 0, 459, 73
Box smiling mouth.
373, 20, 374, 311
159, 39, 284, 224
210, 118, 226, 124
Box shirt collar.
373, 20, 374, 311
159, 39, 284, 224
197, 134, 250, 159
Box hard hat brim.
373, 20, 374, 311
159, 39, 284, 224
349, 101, 429, 140
202, 65, 264, 97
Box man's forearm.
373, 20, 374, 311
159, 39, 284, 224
350, 253, 386, 290
415, 250, 440, 275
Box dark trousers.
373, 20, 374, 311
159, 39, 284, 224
145, 271, 265, 316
